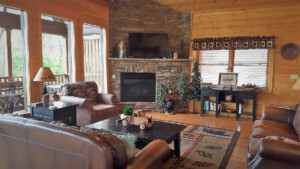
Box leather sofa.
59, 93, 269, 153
247, 106, 300, 169
60, 81, 119, 126
0, 114, 169, 169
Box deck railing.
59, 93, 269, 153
0, 74, 69, 113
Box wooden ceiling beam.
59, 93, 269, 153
154, 0, 300, 12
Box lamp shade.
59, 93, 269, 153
293, 78, 300, 90
33, 67, 56, 82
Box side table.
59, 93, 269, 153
29, 101, 77, 126
163, 94, 178, 114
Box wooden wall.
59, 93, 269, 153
191, 4, 300, 117
0, 0, 109, 103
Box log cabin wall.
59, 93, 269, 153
191, 4, 300, 117
0, 0, 109, 103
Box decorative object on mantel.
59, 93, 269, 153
118, 40, 126, 58
280, 43, 299, 60
111, 44, 118, 58
173, 52, 178, 59
166, 47, 174, 59
192, 36, 275, 50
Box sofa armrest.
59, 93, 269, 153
127, 140, 170, 169
60, 96, 86, 106
97, 93, 118, 105
261, 106, 295, 125
259, 138, 300, 164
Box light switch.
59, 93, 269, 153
290, 74, 299, 80
112, 74, 115, 79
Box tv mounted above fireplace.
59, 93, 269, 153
128, 33, 169, 59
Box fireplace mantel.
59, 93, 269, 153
108, 58, 193, 62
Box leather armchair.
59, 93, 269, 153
60, 81, 119, 126
247, 106, 300, 169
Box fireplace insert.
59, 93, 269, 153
121, 72, 156, 102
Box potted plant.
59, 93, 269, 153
122, 106, 134, 117
189, 62, 202, 113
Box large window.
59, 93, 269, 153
41, 14, 73, 85
234, 49, 268, 87
83, 23, 107, 93
0, 6, 27, 113
200, 50, 229, 85
199, 49, 268, 87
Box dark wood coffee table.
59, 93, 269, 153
86, 115, 186, 157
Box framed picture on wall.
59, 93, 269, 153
218, 73, 238, 87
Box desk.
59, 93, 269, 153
201, 87, 258, 121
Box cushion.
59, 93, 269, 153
253, 120, 296, 133
251, 127, 298, 140
92, 129, 137, 160
93, 104, 114, 111
293, 106, 300, 141
61, 81, 98, 102
265, 136, 299, 144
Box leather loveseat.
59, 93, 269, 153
0, 114, 169, 169
60, 81, 119, 126
247, 106, 300, 169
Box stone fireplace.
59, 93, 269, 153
109, 58, 191, 112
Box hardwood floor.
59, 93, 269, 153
147, 112, 253, 169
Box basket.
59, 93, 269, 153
242, 87, 256, 91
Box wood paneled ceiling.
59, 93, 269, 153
153, 0, 300, 12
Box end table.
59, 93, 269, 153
29, 101, 77, 126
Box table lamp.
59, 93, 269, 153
33, 67, 56, 95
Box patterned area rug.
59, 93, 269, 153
160, 120, 240, 169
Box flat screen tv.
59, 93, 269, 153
128, 33, 169, 58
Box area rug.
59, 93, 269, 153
158, 120, 240, 169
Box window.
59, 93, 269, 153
234, 49, 268, 87
199, 49, 268, 87
199, 50, 229, 84
41, 14, 73, 85
0, 6, 27, 113
83, 23, 107, 93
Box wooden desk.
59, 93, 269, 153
201, 87, 258, 121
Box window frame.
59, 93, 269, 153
196, 49, 274, 92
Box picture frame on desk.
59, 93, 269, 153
218, 73, 238, 87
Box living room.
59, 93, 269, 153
0, 0, 300, 169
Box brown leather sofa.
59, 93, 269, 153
247, 106, 300, 169
0, 114, 169, 169
60, 81, 119, 126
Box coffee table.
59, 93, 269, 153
86, 115, 186, 157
